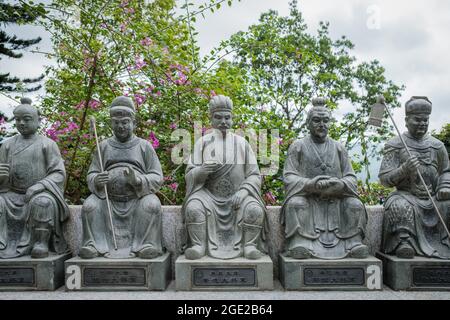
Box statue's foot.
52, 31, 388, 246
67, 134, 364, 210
79, 246, 99, 259
289, 246, 312, 259
349, 244, 369, 259
31, 244, 49, 259
138, 247, 161, 259
244, 246, 263, 260
185, 246, 205, 260
395, 243, 415, 259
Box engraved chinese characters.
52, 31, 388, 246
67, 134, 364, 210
281, 98, 369, 260
0, 98, 70, 259
79, 96, 165, 259
182, 95, 269, 260
379, 97, 450, 259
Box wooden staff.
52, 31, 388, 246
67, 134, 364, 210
89, 116, 118, 250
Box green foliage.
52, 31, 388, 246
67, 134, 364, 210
432, 124, 450, 159
357, 181, 393, 206
206, 0, 404, 204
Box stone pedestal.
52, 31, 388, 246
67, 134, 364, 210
377, 251, 450, 291
279, 254, 383, 291
175, 255, 274, 291
0, 253, 71, 291
64, 252, 171, 291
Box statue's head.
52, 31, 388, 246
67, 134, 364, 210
306, 97, 332, 141
405, 96, 432, 140
209, 95, 233, 134
13, 97, 40, 137
109, 96, 136, 142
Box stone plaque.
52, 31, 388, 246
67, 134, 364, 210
83, 268, 146, 287
413, 267, 450, 287
193, 267, 256, 287
0, 267, 35, 286
304, 268, 365, 286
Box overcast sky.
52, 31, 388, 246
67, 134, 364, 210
1, 0, 449, 134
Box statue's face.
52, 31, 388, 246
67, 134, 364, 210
406, 113, 429, 139
14, 108, 39, 137
308, 111, 330, 140
112, 116, 134, 142
210, 111, 233, 133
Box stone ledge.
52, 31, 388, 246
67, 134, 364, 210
64, 205, 384, 279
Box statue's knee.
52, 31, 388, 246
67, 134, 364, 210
386, 198, 414, 226
82, 196, 98, 214
185, 200, 206, 223
345, 198, 364, 212
244, 204, 264, 225
142, 195, 161, 214
29, 196, 54, 223
287, 197, 309, 212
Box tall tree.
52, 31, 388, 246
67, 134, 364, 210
0, 1, 46, 92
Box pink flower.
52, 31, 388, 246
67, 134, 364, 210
134, 93, 146, 106
164, 176, 173, 181
88, 99, 101, 110
154, 91, 162, 97
67, 121, 79, 131
134, 56, 147, 70
148, 131, 159, 149
119, 22, 127, 33
264, 192, 277, 205
277, 138, 283, 145
145, 85, 155, 93
169, 123, 177, 130
210, 90, 217, 97
169, 183, 178, 192
140, 37, 153, 46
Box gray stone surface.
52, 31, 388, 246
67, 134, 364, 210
65, 205, 384, 280
377, 251, 450, 291
2, 280, 450, 300
176, 255, 273, 291
65, 252, 171, 291
0, 252, 71, 291
279, 254, 382, 291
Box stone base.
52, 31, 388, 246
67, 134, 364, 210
0, 252, 72, 291
64, 252, 171, 291
377, 251, 450, 291
279, 254, 383, 291
175, 255, 274, 291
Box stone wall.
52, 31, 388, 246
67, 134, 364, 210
64, 206, 384, 278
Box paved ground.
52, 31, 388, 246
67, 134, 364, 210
1, 281, 450, 300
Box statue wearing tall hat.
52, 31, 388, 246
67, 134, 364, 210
281, 98, 369, 260
379, 96, 450, 259
182, 95, 268, 260
0, 98, 69, 259
79, 96, 164, 259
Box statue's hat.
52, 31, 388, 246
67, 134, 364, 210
405, 96, 432, 115
209, 95, 233, 113
110, 96, 135, 117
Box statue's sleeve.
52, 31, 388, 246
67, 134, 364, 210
240, 140, 262, 196
87, 143, 105, 198
185, 138, 207, 196
379, 145, 408, 187
283, 141, 309, 198
437, 144, 450, 191
39, 140, 66, 190
338, 143, 358, 195
0, 142, 9, 190
135, 141, 163, 197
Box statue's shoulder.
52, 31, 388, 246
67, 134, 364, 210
0, 135, 17, 148
288, 138, 307, 153
38, 134, 57, 146
425, 135, 445, 149
385, 135, 404, 149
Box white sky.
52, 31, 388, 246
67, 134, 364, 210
1, 0, 449, 135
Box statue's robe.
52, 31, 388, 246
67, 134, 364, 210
379, 133, 450, 258
281, 136, 367, 259
82, 135, 164, 258
182, 130, 267, 259
0, 135, 69, 258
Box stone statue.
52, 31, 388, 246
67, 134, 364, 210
0, 98, 69, 259
79, 96, 164, 259
281, 98, 369, 260
379, 96, 450, 259
182, 95, 268, 260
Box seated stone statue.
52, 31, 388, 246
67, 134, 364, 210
182, 95, 268, 260
0, 98, 69, 259
281, 98, 369, 260
379, 96, 450, 259
79, 96, 164, 259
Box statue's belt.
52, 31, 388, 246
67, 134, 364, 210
108, 194, 137, 202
